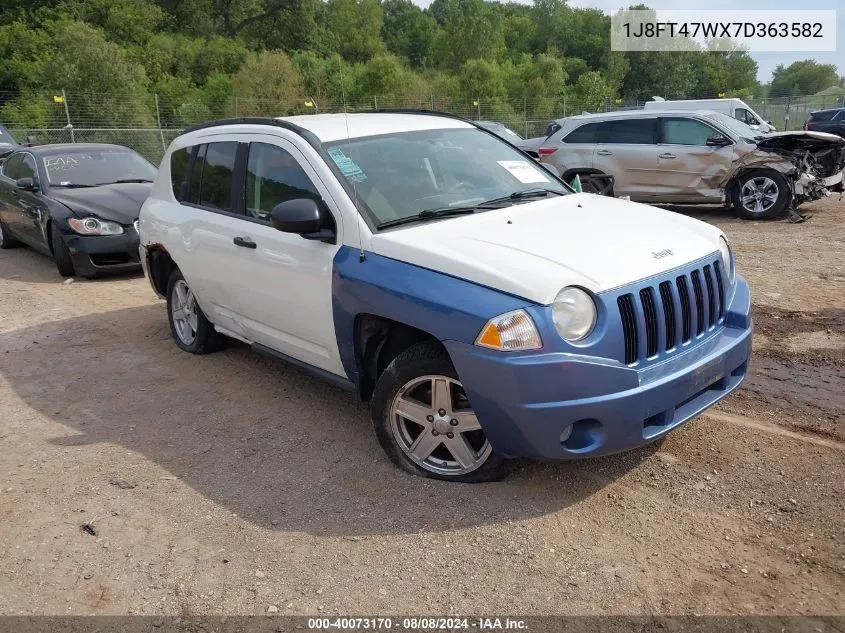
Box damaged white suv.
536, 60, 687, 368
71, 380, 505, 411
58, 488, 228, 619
535, 109, 845, 220
139, 112, 752, 482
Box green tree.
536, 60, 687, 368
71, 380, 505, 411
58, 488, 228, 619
573, 70, 610, 111
325, 0, 384, 62
381, 0, 438, 68
770, 60, 839, 97
232, 50, 303, 115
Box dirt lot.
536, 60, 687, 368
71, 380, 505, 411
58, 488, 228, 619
0, 198, 843, 617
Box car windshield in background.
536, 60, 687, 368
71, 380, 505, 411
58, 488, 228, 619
324, 128, 566, 227
704, 112, 759, 143
0, 127, 17, 146
42, 149, 156, 187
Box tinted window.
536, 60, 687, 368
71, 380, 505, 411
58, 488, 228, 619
605, 119, 656, 144
198, 142, 238, 211
2, 154, 22, 180
170, 147, 191, 201
809, 110, 840, 122
734, 108, 760, 125
245, 143, 321, 223
563, 122, 603, 144
19, 155, 37, 181
662, 118, 720, 145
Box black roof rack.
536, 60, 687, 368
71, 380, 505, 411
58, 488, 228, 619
181, 116, 309, 136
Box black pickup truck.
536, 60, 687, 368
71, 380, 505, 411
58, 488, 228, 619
804, 108, 845, 138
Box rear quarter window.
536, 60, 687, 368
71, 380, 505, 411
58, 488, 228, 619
170, 147, 191, 201
562, 122, 603, 144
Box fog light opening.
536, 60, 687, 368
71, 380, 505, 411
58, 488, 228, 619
560, 419, 604, 453
559, 425, 573, 443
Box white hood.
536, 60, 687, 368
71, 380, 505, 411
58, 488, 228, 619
370, 193, 724, 305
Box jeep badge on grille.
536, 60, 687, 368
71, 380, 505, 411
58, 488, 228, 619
652, 249, 673, 259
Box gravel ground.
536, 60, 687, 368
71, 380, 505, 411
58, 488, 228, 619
0, 197, 842, 616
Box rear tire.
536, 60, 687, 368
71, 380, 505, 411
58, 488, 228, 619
166, 268, 225, 354
50, 223, 76, 277
371, 341, 508, 482
0, 220, 20, 249
731, 169, 789, 220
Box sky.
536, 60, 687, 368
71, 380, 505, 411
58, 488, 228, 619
412, 0, 844, 83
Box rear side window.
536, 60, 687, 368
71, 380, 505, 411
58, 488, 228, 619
605, 118, 656, 144
563, 122, 604, 144
809, 110, 840, 122
198, 142, 238, 211
170, 147, 191, 201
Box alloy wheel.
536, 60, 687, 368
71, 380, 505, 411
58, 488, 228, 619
740, 176, 779, 215
389, 374, 492, 476
171, 279, 199, 346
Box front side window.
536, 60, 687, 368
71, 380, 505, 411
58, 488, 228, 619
19, 155, 37, 181
2, 154, 22, 180
245, 143, 320, 223
41, 148, 156, 187
735, 108, 760, 126
324, 127, 567, 228
662, 118, 720, 146
605, 118, 657, 144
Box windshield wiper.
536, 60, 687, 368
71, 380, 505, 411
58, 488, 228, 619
52, 183, 95, 188
377, 206, 478, 230
478, 187, 565, 207
108, 178, 154, 184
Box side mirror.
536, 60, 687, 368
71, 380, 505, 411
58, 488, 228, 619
767, 121, 773, 126
16, 177, 38, 191
706, 134, 731, 147
270, 198, 335, 243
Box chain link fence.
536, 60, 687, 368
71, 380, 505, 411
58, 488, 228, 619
3, 89, 844, 165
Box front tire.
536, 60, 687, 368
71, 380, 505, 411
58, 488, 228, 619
731, 169, 789, 220
0, 220, 20, 249
50, 223, 76, 277
166, 269, 225, 354
371, 341, 507, 482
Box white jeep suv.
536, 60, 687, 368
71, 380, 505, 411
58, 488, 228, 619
139, 113, 752, 482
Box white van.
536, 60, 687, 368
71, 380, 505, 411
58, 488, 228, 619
644, 98, 775, 132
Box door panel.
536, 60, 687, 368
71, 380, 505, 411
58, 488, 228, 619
228, 137, 345, 376
652, 117, 735, 202
591, 118, 659, 199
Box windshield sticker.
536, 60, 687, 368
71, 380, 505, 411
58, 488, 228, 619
44, 156, 81, 171
497, 160, 551, 184
328, 148, 367, 183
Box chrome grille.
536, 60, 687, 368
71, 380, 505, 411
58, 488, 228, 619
617, 259, 726, 365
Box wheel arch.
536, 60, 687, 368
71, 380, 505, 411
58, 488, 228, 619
145, 244, 179, 298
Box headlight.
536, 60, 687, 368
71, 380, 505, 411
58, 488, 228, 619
552, 286, 597, 342
67, 217, 124, 236
475, 309, 542, 351
718, 235, 735, 284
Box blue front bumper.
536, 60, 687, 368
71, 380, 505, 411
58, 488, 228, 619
445, 275, 752, 460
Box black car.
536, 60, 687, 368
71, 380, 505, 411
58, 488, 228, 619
804, 108, 845, 138
0, 143, 155, 278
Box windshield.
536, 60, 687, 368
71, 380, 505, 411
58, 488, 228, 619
704, 112, 759, 144
42, 148, 156, 187
324, 128, 566, 227
0, 126, 17, 146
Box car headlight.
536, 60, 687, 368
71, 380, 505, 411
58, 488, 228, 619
475, 309, 542, 351
67, 217, 124, 236
552, 286, 597, 342
718, 235, 735, 284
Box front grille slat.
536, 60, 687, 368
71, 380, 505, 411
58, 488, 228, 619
639, 287, 659, 358
618, 294, 638, 365
617, 259, 726, 365
658, 281, 676, 351
690, 270, 706, 336
676, 275, 692, 343
703, 265, 717, 328
713, 260, 726, 320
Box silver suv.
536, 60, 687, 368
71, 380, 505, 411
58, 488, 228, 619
535, 109, 845, 220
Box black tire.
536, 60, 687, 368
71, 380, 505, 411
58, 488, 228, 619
731, 169, 789, 220
0, 219, 21, 249
165, 268, 225, 354
371, 341, 508, 482
50, 223, 76, 277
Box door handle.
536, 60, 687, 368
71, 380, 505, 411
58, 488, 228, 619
233, 236, 257, 249
659, 153, 676, 159
596, 149, 613, 156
